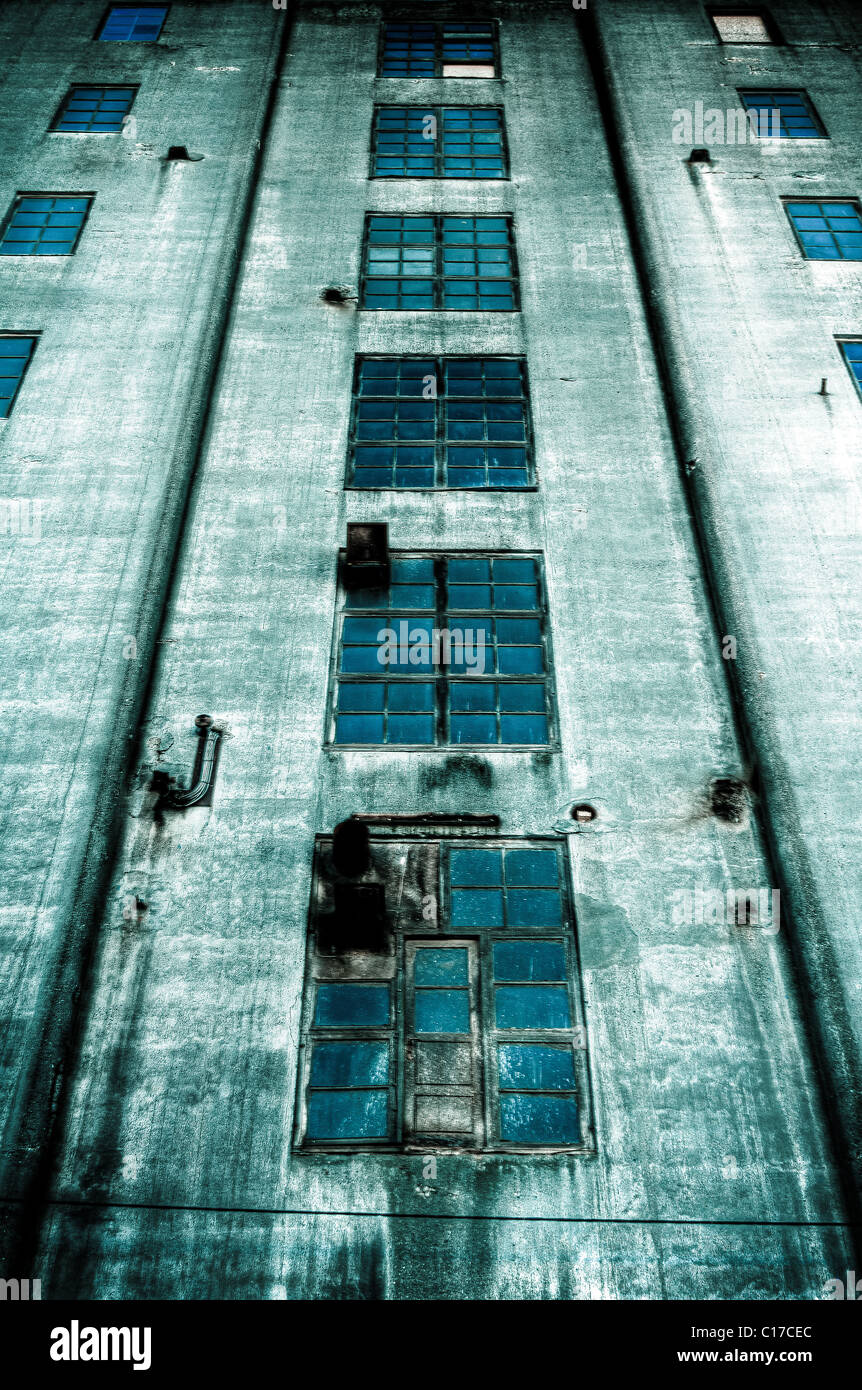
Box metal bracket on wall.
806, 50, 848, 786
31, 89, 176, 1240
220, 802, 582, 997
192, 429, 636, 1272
152, 714, 222, 818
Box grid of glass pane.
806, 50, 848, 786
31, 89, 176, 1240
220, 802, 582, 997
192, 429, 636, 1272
449, 848, 563, 929
334, 556, 552, 746
306, 983, 392, 1139
785, 201, 862, 261
361, 216, 518, 311
380, 22, 497, 76
492, 939, 579, 1143
380, 22, 436, 75
739, 89, 823, 138
54, 87, 136, 133
371, 107, 507, 178
350, 357, 530, 489
839, 341, 862, 396
0, 196, 91, 256
99, 5, 167, 40
0, 337, 37, 419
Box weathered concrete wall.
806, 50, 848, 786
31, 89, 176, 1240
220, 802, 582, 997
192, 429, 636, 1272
3, 0, 849, 1299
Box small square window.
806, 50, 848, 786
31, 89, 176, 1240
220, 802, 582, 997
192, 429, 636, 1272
0, 335, 38, 419
711, 11, 774, 44
52, 86, 137, 133
98, 6, 167, 41
738, 89, 825, 139
0, 195, 93, 257
785, 201, 862, 261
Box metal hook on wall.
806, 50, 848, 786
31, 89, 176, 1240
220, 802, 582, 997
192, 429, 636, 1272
152, 715, 222, 818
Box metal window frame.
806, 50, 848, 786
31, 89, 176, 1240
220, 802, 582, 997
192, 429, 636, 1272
837, 337, 862, 401
377, 19, 501, 78
95, 3, 169, 42
781, 197, 862, 262
369, 105, 510, 180
0, 332, 39, 421
294, 835, 595, 1156
737, 88, 827, 140
326, 550, 558, 751
50, 83, 139, 134
707, 7, 782, 45
0, 192, 95, 258
359, 213, 520, 311
347, 353, 535, 490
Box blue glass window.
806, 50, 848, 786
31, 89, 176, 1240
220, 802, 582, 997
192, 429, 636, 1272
371, 106, 507, 179
0, 195, 92, 256
53, 86, 136, 133
738, 89, 824, 139
379, 22, 498, 77
0, 336, 37, 419
361, 216, 518, 311
306, 1088, 389, 1139
99, 6, 167, 41
314, 983, 390, 1027
839, 341, 862, 398
333, 555, 552, 746
450, 848, 561, 929
499, 1093, 579, 1143
785, 201, 862, 261
350, 356, 531, 489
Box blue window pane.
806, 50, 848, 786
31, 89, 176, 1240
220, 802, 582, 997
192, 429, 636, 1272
389, 713, 435, 743
450, 683, 495, 711
452, 713, 496, 743
500, 1093, 579, 1143
1, 195, 90, 256
335, 713, 384, 743
337, 683, 385, 711
310, 1041, 389, 1088
507, 890, 562, 927
500, 714, 548, 744
505, 849, 559, 887
315, 983, 390, 1027
415, 989, 470, 1034
414, 947, 469, 987
493, 941, 566, 981
0, 337, 36, 418
498, 1044, 576, 1091
450, 848, 502, 885
451, 888, 504, 928
55, 86, 135, 132
389, 683, 434, 711
306, 1089, 389, 1139
495, 985, 572, 1029
498, 647, 544, 675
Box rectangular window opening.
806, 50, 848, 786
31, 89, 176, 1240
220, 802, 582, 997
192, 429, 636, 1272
738, 89, 825, 139
360, 214, 519, 311
52, 85, 137, 133
379, 21, 499, 78
371, 106, 508, 179
710, 10, 776, 44
784, 200, 862, 261
0, 194, 93, 257
98, 5, 167, 41
0, 334, 38, 419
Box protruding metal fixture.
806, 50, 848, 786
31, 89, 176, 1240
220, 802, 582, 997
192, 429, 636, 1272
819, 377, 829, 395
166, 145, 203, 161
345, 522, 389, 590
709, 777, 747, 824
153, 715, 222, 816
571, 804, 597, 824
321, 285, 356, 305
688, 148, 710, 164
332, 817, 371, 876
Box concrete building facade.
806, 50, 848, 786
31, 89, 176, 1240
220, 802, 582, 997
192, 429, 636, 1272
0, 0, 859, 1299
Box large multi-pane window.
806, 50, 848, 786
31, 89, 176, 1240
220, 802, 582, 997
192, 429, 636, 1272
52, 86, 137, 133
371, 106, 507, 178
296, 836, 591, 1152
379, 21, 499, 77
331, 553, 554, 748
738, 89, 824, 138
0, 336, 37, 419
98, 6, 167, 40
360, 215, 518, 311
348, 357, 532, 489
784, 201, 862, 261
838, 340, 862, 398
0, 196, 92, 256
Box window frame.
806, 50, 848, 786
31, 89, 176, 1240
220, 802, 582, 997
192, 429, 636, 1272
782, 198, 862, 261
326, 550, 559, 751
0, 193, 94, 258
837, 338, 862, 400
736, 88, 827, 140
294, 835, 593, 1155
376, 19, 501, 79
50, 84, 139, 134
370, 105, 509, 180
346, 354, 535, 491
359, 213, 520, 312
707, 7, 782, 44
95, 4, 169, 41
0, 333, 39, 421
